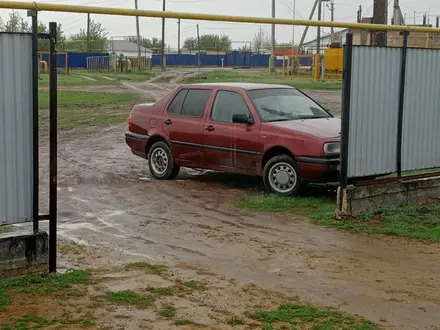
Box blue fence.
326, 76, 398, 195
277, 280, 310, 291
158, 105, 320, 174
39, 51, 313, 69
40, 52, 109, 69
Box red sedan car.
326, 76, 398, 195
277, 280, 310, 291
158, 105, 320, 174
126, 83, 341, 196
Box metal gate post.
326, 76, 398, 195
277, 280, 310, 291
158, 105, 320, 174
339, 33, 353, 188
48, 22, 58, 274
396, 31, 409, 178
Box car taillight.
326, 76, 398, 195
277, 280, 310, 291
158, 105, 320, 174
128, 113, 133, 128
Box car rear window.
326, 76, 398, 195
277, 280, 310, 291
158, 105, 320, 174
168, 89, 188, 115
181, 89, 212, 118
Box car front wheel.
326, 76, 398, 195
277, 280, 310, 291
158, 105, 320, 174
263, 155, 303, 196
148, 141, 180, 180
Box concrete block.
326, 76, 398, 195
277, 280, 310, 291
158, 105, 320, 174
335, 176, 440, 218
0, 231, 48, 279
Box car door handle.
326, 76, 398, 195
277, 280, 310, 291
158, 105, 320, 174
164, 119, 173, 125
205, 125, 215, 132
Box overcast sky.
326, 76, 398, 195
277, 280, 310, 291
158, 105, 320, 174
1, 0, 439, 48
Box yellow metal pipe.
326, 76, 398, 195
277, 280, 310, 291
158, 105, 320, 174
2, 0, 440, 33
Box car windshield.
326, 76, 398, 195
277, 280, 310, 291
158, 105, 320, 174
247, 88, 331, 122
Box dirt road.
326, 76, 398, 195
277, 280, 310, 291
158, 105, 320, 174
27, 78, 440, 330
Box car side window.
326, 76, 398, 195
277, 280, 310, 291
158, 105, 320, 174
168, 89, 188, 115
211, 91, 251, 123
181, 89, 212, 118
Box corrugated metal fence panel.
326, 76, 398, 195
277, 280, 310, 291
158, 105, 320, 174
402, 49, 440, 171
0, 33, 34, 225
347, 46, 401, 178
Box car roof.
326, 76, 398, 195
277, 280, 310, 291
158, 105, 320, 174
186, 82, 295, 91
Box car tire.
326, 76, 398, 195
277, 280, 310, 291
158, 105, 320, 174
263, 155, 303, 196
148, 141, 180, 180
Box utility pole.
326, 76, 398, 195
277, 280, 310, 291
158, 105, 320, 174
292, 0, 295, 54
197, 24, 201, 67
317, 0, 322, 55
296, 0, 319, 54
436, 16, 439, 28
87, 13, 90, 51
373, 0, 388, 46
161, 0, 166, 71
177, 19, 181, 54
134, 0, 141, 70
423, 13, 427, 26
270, 0, 275, 72
328, 0, 335, 36
357, 5, 362, 23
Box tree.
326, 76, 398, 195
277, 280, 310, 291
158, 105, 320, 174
183, 34, 231, 51
4, 10, 30, 32
37, 23, 66, 51
125, 36, 163, 54
253, 29, 271, 53
69, 20, 107, 51
183, 37, 197, 50
0, 17, 4, 31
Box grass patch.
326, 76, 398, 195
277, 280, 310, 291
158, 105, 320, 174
125, 262, 167, 276
39, 71, 154, 87
227, 316, 245, 326
2, 314, 95, 329
158, 305, 176, 318
0, 270, 90, 311
0, 226, 12, 233
39, 91, 138, 108
236, 194, 440, 242
175, 319, 194, 326
105, 290, 155, 307
182, 280, 204, 289
38, 92, 154, 131
249, 303, 377, 330
145, 286, 174, 296
183, 70, 342, 90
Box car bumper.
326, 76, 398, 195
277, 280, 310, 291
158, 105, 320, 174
125, 131, 149, 158
296, 156, 340, 182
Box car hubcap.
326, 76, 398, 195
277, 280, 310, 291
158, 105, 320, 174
151, 148, 169, 175
268, 162, 297, 193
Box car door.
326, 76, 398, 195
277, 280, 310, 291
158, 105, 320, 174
202, 89, 261, 172
162, 88, 213, 165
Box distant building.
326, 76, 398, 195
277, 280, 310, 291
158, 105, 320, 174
107, 39, 153, 58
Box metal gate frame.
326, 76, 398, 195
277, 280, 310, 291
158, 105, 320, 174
29, 11, 58, 273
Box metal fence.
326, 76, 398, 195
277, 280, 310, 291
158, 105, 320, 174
0, 33, 34, 225
340, 33, 440, 185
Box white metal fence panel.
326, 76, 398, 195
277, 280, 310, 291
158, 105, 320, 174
347, 46, 401, 178
0, 33, 34, 225
402, 48, 440, 171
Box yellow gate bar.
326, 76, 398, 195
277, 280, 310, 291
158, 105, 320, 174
2, 1, 440, 33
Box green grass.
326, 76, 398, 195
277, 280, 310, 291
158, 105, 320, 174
145, 286, 174, 296
125, 262, 167, 276
0, 226, 12, 233
249, 303, 377, 330
1, 314, 95, 330
235, 194, 440, 242
158, 305, 177, 318
182, 70, 342, 90
182, 280, 204, 289
37, 91, 151, 131
105, 290, 155, 307
0, 270, 90, 311
39, 91, 138, 108
39, 71, 154, 87
227, 316, 245, 326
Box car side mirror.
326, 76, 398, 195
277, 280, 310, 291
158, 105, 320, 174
232, 114, 254, 125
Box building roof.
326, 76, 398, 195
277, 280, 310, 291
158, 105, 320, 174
188, 82, 294, 90
107, 40, 152, 53
302, 29, 349, 47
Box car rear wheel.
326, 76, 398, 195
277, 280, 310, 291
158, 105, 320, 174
148, 141, 180, 180
263, 155, 303, 196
